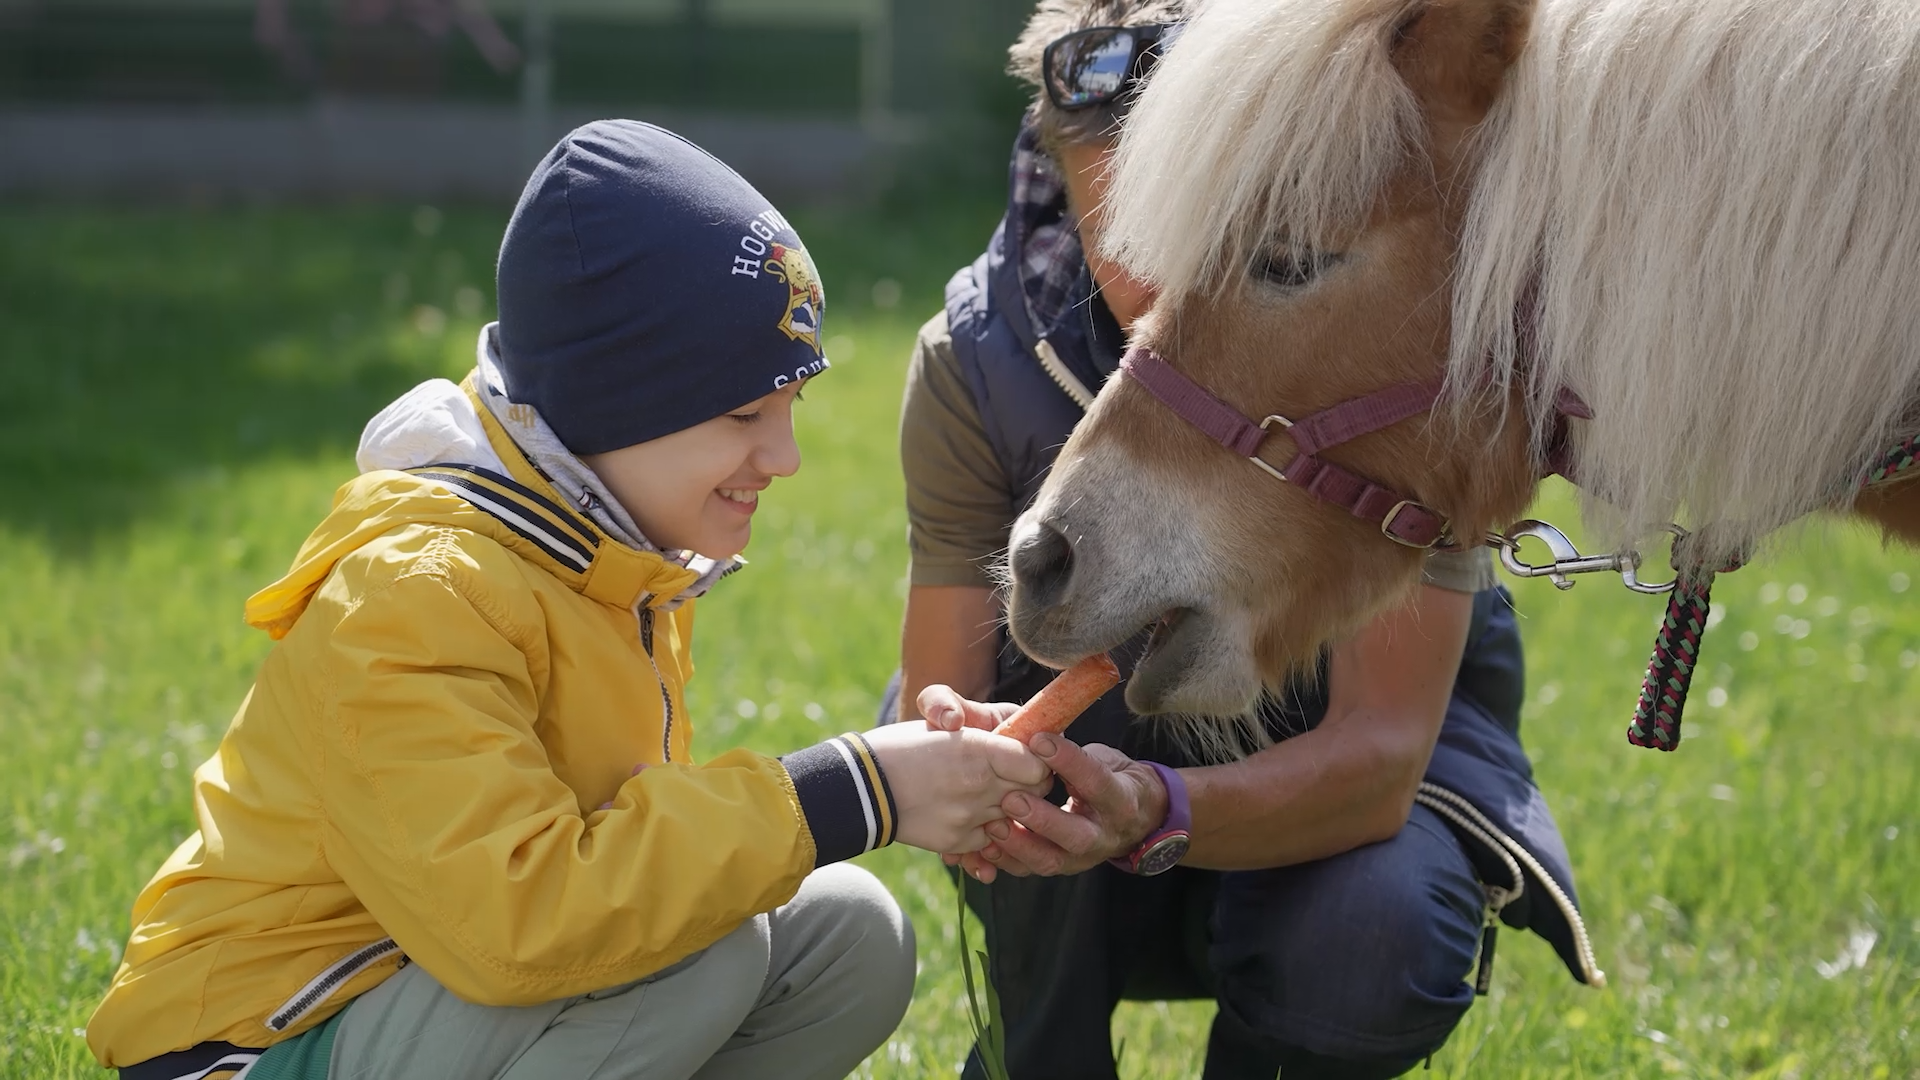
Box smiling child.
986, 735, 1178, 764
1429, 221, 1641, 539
87, 120, 1049, 1080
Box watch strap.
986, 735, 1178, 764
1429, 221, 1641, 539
1109, 761, 1191, 875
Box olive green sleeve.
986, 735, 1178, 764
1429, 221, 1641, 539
1421, 546, 1498, 593
899, 311, 1019, 589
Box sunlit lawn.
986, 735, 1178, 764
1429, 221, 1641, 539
1, 206, 1914, 1078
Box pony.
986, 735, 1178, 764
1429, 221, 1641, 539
1002, 0, 1920, 727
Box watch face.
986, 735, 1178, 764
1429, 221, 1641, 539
1134, 832, 1191, 876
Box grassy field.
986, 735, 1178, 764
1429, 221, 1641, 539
1, 204, 1915, 1079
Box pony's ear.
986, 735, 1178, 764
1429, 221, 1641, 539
1389, 0, 1531, 126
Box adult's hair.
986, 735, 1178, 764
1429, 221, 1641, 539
1007, 0, 1187, 153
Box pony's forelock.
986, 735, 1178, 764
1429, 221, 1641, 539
1100, 0, 1422, 295
1452, 0, 1920, 564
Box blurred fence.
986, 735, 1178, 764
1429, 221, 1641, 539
0, 0, 1032, 203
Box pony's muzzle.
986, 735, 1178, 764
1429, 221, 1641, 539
1009, 519, 1076, 611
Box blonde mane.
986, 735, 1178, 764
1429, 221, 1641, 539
1106, 0, 1920, 565
1102, 0, 1423, 289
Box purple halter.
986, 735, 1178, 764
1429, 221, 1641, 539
1118, 346, 1458, 548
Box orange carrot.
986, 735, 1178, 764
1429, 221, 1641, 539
993, 653, 1121, 743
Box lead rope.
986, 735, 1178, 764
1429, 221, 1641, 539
1625, 572, 1717, 750
1863, 432, 1919, 486
1625, 431, 1920, 750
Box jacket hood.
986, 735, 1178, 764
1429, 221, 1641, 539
245, 373, 725, 639
245, 470, 706, 640
244, 474, 533, 639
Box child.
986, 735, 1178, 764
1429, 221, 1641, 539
88, 120, 1051, 1080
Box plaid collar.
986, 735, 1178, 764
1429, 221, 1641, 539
1006, 117, 1089, 344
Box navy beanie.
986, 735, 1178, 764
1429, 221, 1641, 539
495, 120, 829, 455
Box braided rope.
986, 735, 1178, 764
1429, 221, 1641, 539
1626, 575, 1714, 750
1620, 432, 1913, 753
1863, 433, 1920, 487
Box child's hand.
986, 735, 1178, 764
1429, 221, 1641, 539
916, 683, 1018, 732
947, 735, 1165, 883
862, 722, 1052, 854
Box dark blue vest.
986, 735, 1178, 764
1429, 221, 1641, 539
937, 213, 1598, 987
945, 218, 1117, 516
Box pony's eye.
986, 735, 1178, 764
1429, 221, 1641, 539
1257, 250, 1341, 289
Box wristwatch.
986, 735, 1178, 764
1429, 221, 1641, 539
1109, 761, 1191, 876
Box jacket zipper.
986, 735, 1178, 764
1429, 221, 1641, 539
1414, 782, 1606, 988
265, 937, 401, 1032
1034, 339, 1096, 410
639, 606, 675, 762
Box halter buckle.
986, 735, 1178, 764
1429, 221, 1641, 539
1248, 414, 1296, 482
1381, 500, 1447, 549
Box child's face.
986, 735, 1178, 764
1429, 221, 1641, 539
583, 381, 806, 560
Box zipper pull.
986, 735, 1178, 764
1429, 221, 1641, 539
1475, 911, 1499, 996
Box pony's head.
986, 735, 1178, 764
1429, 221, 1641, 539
1008, 0, 1920, 721
1007, 0, 1540, 717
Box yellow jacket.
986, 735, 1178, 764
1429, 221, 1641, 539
86, 394, 885, 1068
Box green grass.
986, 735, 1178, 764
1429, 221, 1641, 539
1, 205, 1915, 1078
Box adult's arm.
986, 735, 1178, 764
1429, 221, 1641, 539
895, 310, 1021, 718
1181, 582, 1470, 868
899, 585, 1001, 720
963, 582, 1472, 879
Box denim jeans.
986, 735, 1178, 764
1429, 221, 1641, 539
961, 805, 1484, 1080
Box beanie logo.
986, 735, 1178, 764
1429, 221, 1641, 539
763, 242, 824, 355
728, 209, 825, 357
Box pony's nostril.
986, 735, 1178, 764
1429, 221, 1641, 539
1011, 521, 1075, 607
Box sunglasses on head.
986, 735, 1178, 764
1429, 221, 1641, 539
1042, 23, 1183, 112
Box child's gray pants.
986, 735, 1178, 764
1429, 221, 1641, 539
324, 864, 915, 1080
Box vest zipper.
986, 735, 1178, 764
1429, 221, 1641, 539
265, 937, 401, 1032
639, 606, 675, 763
1414, 782, 1606, 988
1034, 339, 1096, 410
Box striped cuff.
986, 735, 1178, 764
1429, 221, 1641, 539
780, 733, 899, 866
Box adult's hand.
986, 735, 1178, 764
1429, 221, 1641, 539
954, 733, 1169, 883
